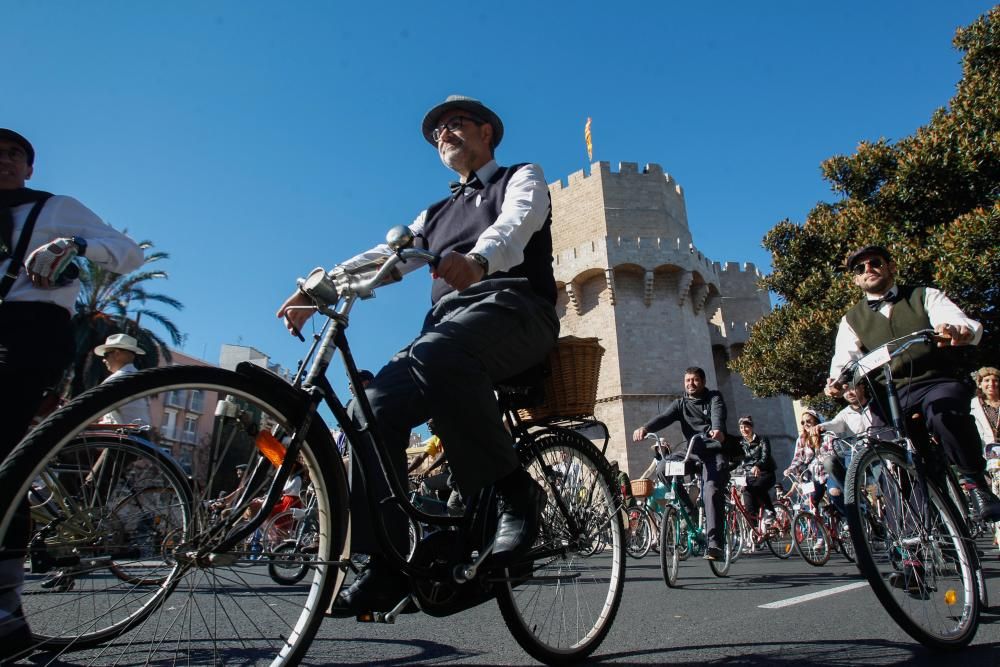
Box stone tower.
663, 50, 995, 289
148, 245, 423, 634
548, 161, 796, 476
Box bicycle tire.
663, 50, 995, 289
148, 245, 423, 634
845, 441, 980, 650
708, 525, 732, 577
726, 507, 746, 563
0, 365, 350, 665
495, 429, 625, 665
792, 511, 831, 566
659, 506, 680, 587
835, 519, 856, 563
268, 539, 314, 585
22, 436, 190, 642
625, 505, 652, 559
765, 504, 794, 559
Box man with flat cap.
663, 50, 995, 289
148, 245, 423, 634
0, 129, 143, 659
825, 244, 1000, 522
278, 95, 558, 614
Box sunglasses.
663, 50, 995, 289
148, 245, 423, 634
851, 257, 885, 275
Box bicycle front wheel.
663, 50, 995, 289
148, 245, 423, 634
660, 506, 680, 587
496, 429, 625, 665
845, 441, 980, 650
765, 504, 794, 559
0, 365, 350, 665
625, 505, 652, 559
792, 511, 831, 566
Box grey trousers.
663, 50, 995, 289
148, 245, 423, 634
347, 278, 559, 555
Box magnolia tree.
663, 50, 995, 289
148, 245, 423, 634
732, 8, 1000, 404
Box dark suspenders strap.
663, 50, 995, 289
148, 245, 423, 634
0, 193, 53, 304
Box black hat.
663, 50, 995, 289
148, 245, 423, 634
421, 95, 504, 149
845, 245, 892, 270
357, 369, 375, 383
0, 128, 34, 165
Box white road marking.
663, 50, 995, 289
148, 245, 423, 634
758, 581, 869, 609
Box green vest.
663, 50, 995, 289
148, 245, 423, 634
844, 286, 938, 385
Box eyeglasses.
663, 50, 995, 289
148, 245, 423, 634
800, 420, 816, 426
851, 257, 885, 275
0, 148, 27, 162
431, 116, 484, 143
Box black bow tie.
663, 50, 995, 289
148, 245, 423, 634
868, 292, 899, 311
449, 174, 484, 198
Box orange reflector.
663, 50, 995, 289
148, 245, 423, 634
944, 589, 957, 605
255, 431, 286, 468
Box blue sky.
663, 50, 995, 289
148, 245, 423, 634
8, 1, 995, 399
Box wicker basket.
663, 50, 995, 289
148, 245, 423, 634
517, 336, 605, 422
630, 478, 653, 498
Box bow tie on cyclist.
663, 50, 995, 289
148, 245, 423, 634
449, 174, 484, 198
867, 291, 900, 311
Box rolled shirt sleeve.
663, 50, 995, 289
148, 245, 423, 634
468, 163, 549, 274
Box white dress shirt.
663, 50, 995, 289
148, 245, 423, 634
828, 285, 983, 381
2, 195, 145, 313
339, 160, 549, 277
818, 403, 873, 437
99, 363, 151, 425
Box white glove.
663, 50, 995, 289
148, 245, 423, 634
25, 238, 79, 286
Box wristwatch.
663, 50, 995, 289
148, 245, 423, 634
468, 252, 489, 275
71, 236, 88, 257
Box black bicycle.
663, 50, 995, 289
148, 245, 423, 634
842, 329, 985, 650
0, 225, 625, 665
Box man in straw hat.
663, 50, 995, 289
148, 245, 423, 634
93, 333, 150, 425
278, 95, 558, 615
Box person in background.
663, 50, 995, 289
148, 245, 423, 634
94, 333, 151, 425
0, 128, 143, 661
736, 415, 777, 526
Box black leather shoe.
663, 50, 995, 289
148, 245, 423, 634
327, 558, 410, 618
703, 546, 724, 561
968, 486, 1000, 523
492, 470, 547, 562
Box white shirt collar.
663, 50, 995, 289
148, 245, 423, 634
864, 284, 898, 300
466, 159, 498, 184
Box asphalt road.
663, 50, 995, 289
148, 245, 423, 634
17, 538, 1000, 665
299, 539, 1000, 666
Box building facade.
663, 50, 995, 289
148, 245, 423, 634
548, 161, 796, 476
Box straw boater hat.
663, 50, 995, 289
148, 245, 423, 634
94, 333, 146, 357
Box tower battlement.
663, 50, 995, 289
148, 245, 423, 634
549, 161, 684, 199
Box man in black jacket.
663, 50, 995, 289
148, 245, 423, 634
632, 366, 734, 560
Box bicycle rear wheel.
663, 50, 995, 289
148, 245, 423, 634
845, 441, 980, 650
792, 511, 831, 566
765, 504, 794, 559
496, 429, 625, 665
660, 506, 680, 587
0, 365, 350, 665
708, 525, 732, 577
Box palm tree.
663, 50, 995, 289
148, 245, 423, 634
69, 239, 184, 396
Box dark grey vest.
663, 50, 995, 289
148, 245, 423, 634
845, 285, 939, 385
422, 164, 556, 305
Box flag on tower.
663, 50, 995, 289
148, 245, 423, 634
584, 117, 593, 161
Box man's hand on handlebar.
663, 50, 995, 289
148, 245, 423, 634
632, 426, 648, 442
824, 377, 843, 398
708, 428, 724, 443
934, 323, 973, 347
276, 290, 316, 338
432, 251, 484, 292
